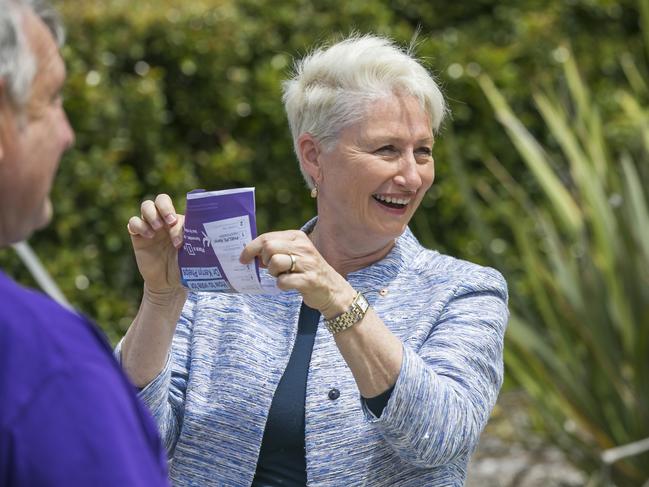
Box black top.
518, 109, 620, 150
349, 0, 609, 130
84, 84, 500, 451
252, 303, 319, 486
252, 302, 393, 486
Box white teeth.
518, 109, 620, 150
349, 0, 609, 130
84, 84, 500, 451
374, 194, 411, 205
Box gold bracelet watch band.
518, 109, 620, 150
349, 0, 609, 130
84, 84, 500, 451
324, 291, 370, 335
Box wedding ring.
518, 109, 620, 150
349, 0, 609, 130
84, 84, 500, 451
288, 253, 297, 273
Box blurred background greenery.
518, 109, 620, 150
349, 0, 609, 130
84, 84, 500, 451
1, 0, 647, 484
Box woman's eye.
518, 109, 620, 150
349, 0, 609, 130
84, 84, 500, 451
416, 147, 433, 157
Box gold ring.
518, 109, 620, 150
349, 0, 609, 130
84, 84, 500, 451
288, 253, 297, 273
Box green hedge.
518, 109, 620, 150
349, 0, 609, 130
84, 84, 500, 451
1, 0, 639, 341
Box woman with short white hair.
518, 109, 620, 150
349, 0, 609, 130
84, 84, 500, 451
119, 34, 508, 486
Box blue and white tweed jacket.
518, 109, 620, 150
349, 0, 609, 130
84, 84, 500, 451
118, 223, 508, 487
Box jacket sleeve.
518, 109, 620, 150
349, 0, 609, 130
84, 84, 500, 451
115, 291, 197, 457
361, 267, 508, 468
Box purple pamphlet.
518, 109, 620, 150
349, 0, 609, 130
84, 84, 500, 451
178, 188, 279, 294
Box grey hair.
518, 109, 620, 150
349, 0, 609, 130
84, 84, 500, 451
0, 0, 65, 109
282, 34, 447, 188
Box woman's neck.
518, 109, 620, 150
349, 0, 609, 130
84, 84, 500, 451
309, 222, 395, 277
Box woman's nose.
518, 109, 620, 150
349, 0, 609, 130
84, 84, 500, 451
393, 152, 423, 190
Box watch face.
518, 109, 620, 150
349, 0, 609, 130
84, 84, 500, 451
357, 294, 369, 312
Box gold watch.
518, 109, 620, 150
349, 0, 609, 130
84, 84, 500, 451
324, 292, 369, 335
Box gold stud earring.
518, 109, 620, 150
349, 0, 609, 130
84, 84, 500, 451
310, 185, 318, 198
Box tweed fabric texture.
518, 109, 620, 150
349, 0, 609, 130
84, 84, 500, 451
116, 222, 508, 486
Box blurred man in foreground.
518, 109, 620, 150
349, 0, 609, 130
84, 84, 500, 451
0, 0, 169, 485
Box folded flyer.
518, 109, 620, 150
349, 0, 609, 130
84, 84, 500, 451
178, 188, 279, 294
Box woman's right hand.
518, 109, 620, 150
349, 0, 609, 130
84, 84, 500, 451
126, 193, 185, 293
122, 194, 187, 388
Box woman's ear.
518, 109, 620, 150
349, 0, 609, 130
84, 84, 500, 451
297, 133, 322, 186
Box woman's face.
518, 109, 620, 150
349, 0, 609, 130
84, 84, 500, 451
316, 94, 435, 246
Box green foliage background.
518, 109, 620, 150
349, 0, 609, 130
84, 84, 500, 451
1, 0, 647, 483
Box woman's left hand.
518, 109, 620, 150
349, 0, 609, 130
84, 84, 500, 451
242, 230, 404, 398
240, 230, 354, 317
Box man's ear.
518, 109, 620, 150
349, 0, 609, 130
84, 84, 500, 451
297, 133, 323, 186
0, 78, 7, 161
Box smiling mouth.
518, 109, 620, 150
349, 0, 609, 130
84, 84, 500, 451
372, 194, 411, 209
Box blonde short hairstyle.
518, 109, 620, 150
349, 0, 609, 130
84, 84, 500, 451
282, 34, 447, 188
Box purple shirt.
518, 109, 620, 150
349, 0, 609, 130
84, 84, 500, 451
0, 271, 169, 486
